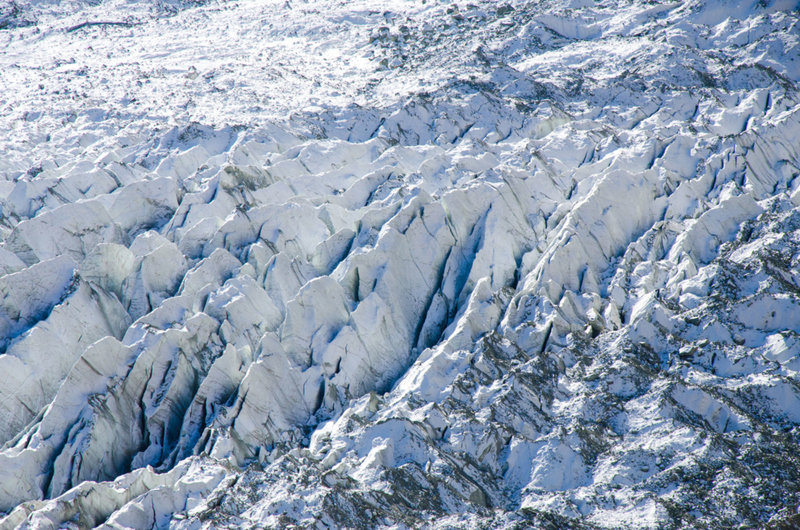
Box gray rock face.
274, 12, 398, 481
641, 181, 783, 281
1, 0, 800, 528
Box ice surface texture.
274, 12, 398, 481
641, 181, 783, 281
1, 0, 800, 528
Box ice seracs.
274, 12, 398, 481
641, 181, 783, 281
2, 0, 800, 528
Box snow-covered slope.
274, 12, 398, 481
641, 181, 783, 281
2, 0, 800, 528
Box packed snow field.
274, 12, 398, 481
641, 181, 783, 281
2, 0, 800, 528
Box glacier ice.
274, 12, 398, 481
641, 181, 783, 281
2, 0, 800, 528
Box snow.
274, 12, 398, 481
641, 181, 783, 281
1, 0, 800, 528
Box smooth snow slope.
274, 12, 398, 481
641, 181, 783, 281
1, 0, 800, 528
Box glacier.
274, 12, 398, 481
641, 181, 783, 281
1, 0, 800, 528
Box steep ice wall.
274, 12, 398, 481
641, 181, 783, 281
1, 0, 800, 528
